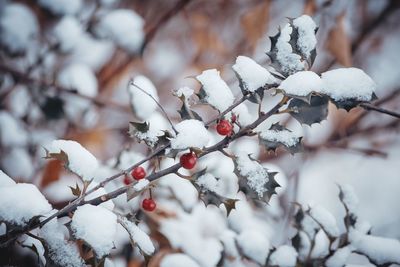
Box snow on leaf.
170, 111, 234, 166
321, 67, 377, 110
233, 153, 280, 203
45, 140, 99, 181
268, 245, 298, 267
196, 69, 234, 112
278, 71, 323, 101
349, 229, 400, 265
191, 171, 238, 216
0, 170, 16, 187
288, 95, 329, 125
118, 216, 155, 255
0, 183, 52, 226
71, 204, 117, 258
259, 123, 303, 154
129, 121, 159, 147
309, 205, 340, 238
232, 55, 277, 93
236, 229, 270, 265
170, 119, 210, 150
40, 219, 85, 267
177, 95, 203, 121
290, 15, 318, 65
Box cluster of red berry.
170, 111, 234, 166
124, 116, 236, 212
123, 166, 156, 212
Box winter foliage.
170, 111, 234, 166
0, 1, 400, 266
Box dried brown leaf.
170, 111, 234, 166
326, 12, 352, 67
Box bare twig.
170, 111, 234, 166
359, 102, 400, 119
130, 81, 178, 133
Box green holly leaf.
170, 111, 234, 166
288, 95, 329, 125
233, 154, 280, 203
330, 92, 377, 111
190, 170, 238, 216
128, 121, 158, 147
259, 123, 303, 154
129, 121, 149, 133
177, 95, 203, 121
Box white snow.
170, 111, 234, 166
279, 71, 323, 96
259, 127, 300, 147
325, 246, 353, 267
309, 205, 340, 237
0, 3, 38, 53
38, 0, 82, 15
349, 229, 400, 265
1, 147, 33, 179
160, 204, 225, 267
0, 111, 28, 146
292, 15, 317, 58
236, 229, 270, 265
46, 140, 99, 181
196, 69, 234, 111
133, 129, 159, 147
71, 204, 117, 258
57, 63, 98, 97
95, 9, 144, 53
170, 119, 210, 149
269, 245, 298, 267
235, 153, 270, 198
0, 170, 15, 187
53, 16, 83, 52
133, 179, 150, 191
40, 219, 85, 267
340, 184, 359, 213
160, 253, 200, 267
0, 183, 52, 226
119, 217, 155, 255
310, 229, 329, 258
128, 76, 159, 120
85, 182, 115, 210
173, 86, 194, 99
273, 24, 304, 75
232, 56, 276, 92
321, 68, 376, 101
196, 173, 219, 193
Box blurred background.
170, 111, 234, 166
1, 0, 400, 266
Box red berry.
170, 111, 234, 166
216, 119, 233, 136
142, 198, 157, 212
123, 175, 132, 185
180, 152, 197, 170
131, 166, 146, 180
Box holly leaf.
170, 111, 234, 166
330, 92, 377, 111
177, 95, 203, 121
129, 121, 149, 133
43, 148, 69, 167
233, 154, 280, 203
69, 183, 81, 197
190, 170, 238, 216
288, 95, 329, 125
259, 123, 303, 154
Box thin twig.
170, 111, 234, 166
130, 81, 178, 133
359, 102, 400, 119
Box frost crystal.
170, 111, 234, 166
196, 69, 234, 111
170, 119, 210, 149
71, 204, 117, 258
232, 56, 276, 92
